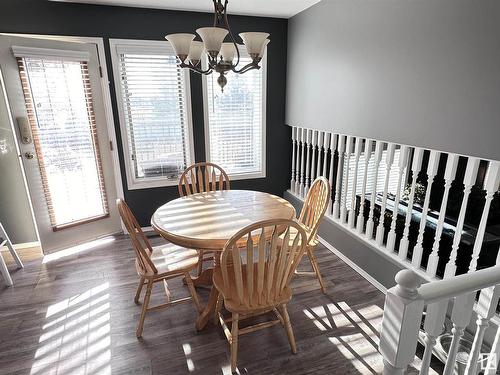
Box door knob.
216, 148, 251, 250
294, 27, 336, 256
24, 152, 34, 159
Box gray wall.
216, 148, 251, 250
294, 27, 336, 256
286, 0, 500, 161
0, 70, 38, 244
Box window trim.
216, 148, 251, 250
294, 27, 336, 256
201, 48, 267, 181
109, 38, 195, 190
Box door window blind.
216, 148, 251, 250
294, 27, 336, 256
205, 56, 264, 177
116, 47, 192, 185
18, 57, 109, 229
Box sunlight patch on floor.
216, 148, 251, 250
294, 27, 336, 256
30, 283, 111, 375
43, 238, 115, 264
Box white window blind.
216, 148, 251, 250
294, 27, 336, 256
18, 57, 109, 229
205, 55, 265, 178
113, 42, 193, 188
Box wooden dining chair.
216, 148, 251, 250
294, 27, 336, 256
294, 176, 331, 293
213, 219, 308, 372
178, 162, 231, 276
117, 199, 202, 338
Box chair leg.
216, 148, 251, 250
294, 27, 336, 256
185, 273, 202, 313
134, 276, 145, 304
197, 250, 204, 276
214, 294, 223, 325
279, 304, 297, 354
136, 279, 153, 338
230, 313, 239, 373
308, 248, 327, 294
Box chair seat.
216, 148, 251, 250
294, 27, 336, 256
213, 263, 293, 313
136, 243, 199, 277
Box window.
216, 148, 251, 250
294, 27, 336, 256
17, 52, 109, 229
110, 40, 194, 189
203, 52, 266, 179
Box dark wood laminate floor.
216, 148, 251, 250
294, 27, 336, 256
0, 234, 413, 375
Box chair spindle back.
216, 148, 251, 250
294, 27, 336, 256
299, 177, 331, 242
178, 162, 230, 196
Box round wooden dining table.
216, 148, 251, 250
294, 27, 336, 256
151, 190, 296, 330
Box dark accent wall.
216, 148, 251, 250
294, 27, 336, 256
0, 0, 291, 226
287, 0, 500, 161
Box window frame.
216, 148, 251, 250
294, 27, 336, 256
109, 38, 195, 190
201, 47, 267, 181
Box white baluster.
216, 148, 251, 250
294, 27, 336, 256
399, 148, 424, 261
365, 141, 384, 239
386, 146, 410, 252
426, 154, 459, 277
357, 139, 374, 234
298, 128, 306, 197
327, 134, 338, 215
322, 132, 330, 177
348, 138, 363, 228
468, 161, 500, 273
420, 300, 448, 375
464, 285, 500, 374
375, 143, 396, 246
379, 270, 424, 375
411, 150, 440, 269
304, 129, 312, 197
444, 157, 480, 277
340, 136, 353, 223
485, 282, 500, 375
332, 135, 346, 219
310, 130, 318, 185
443, 293, 476, 375
290, 126, 297, 193
316, 131, 324, 178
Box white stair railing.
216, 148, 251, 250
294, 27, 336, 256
288, 126, 500, 282
379, 267, 500, 374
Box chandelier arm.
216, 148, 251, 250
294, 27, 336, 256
179, 62, 213, 75
222, 0, 241, 68
231, 61, 259, 74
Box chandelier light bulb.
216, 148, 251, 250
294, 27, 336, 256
239, 32, 270, 58
188, 41, 204, 65
220, 43, 237, 63
196, 27, 229, 57
165, 33, 195, 61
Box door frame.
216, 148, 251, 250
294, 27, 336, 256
1, 33, 126, 236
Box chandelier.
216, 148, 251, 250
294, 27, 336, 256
165, 0, 270, 92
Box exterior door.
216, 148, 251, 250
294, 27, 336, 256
0, 35, 121, 253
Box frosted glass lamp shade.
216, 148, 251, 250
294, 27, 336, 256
220, 43, 236, 63
188, 41, 204, 64
165, 33, 195, 60
258, 39, 270, 58
196, 27, 228, 54
239, 32, 270, 56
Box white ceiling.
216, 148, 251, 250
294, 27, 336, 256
50, 0, 321, 18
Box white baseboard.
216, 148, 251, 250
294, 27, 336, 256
318, 235, 387, 294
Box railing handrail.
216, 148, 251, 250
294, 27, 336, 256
418, 265, 500, 304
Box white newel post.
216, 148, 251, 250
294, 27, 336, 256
348, 137, 363, 228
333, 135, 346, 219
290, 126, 297, 193
298, 128, 306, 197
420, 300, 448, 375
468, 161, 500, 273
366, 141, 384, 239
316, 131, 324, 178
444, 157, 480, 277
304, 129, 312, 197
443, 292, 476, 375
465, 285, 500, 374
399, 148, 424, 261
340, 136, 353, 223
379, 270, 424, 375
322, 132, 329, 177
386, 146, 410, 252
376, 143, 396, 246
426, 154, 459, 277
411, 150, 440, 269
327, 134, 338, 215
357, 139, 374, 234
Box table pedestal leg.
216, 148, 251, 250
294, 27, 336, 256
196, 285, 220, 331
